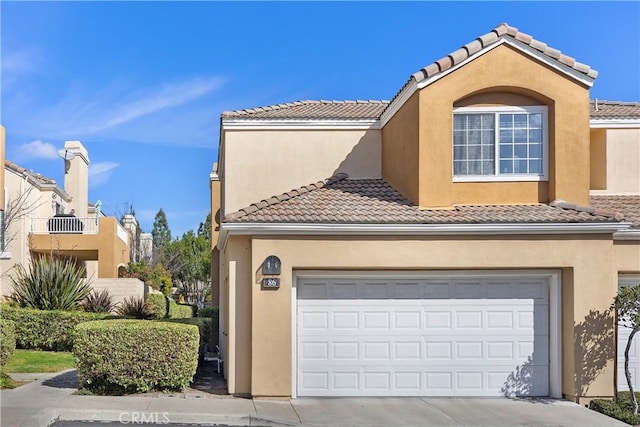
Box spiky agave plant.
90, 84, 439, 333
9, 256, 92, 311
83, 289, 118, 313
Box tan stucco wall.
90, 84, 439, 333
591, 128, 640, 195
223, 233, 618, 400
223, 129, 381, 214
381, 92, 420, 203
64, 141, 90, 217
29, 217, 129, 278
589, 129, 607, 191
614, 241, 640, 273
381, 44, 591, 208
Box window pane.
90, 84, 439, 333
529, 129, 542, 143
529, 143, 542, 158
530, 113, 542, 127
468, 145, 481, 159
514, 114, 528, 127
516, 160, 528, 173
454, 161, 467, 175
454, 130, 465, 146
454, 115, 467, 130
500, 129, 513, 143
482, 130, 494, 145
514, 129, 527, 143
468, 160, 482, 175
500, 144, 513, 158
529, 159, 542, 173
500, 160, 513, 173
481, 114, 495, 129
468, 115, 482, 128
514, 144, 527, 158
454, 146, 466, 160
482, 160, 495, 175
499, 114, 513, 129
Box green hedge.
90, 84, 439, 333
0, 305, 110, 351
146, 294, 194, 319
74, 319, 199, 394
146, 294, 168, 319
590, 393, 640, 425
162, 317, 214, 354
0, 319, 16, 366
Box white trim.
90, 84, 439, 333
614, 230, 640, 241
453, 106, 548, 181
292, 269, 562, 399
219, 222, 629, 251
0, 251, 11, 260
291, 283, 298, 399
228, 260, 236, 395
590, 119, 640, 129
379, 79, 418, 128
222, 118, 380, 131
503, 38, 595, 88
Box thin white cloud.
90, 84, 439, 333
97, 77, 225, 131
89, 161, 119, 187
19, 140, 59, 159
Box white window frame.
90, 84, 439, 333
453, 105, 548, 182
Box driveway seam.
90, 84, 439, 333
419, 398, 463, 426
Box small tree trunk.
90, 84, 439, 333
625, 327, 639, 415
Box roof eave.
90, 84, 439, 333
219, 221, 629, 251
221, 118, 380, 130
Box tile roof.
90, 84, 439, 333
590, 101, 640, 120
225, 174, 625, 226
4, 159, 59, 187
591, 195, 640, 228
222, 100, 388, 120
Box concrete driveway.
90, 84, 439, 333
0, 369, 628, 427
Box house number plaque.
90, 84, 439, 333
262, 277, 280, 289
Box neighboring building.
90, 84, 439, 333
212, 23, 640, 403
0, 136, 130, 297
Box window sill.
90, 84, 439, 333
453, 175, 548, 183
0, 251, 12, 260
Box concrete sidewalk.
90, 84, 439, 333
0, 369, 629, 427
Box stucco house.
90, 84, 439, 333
0, 128, 130, 297
210, 24, 640, 403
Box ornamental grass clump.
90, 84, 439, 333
9, 256, 91, 311
74, 319, 199, 394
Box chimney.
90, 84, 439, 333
63, 141, 90, 217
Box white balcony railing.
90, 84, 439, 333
30, 217, 99, 235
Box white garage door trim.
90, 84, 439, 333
292, 270, 562, 398
618, 274, 640, 392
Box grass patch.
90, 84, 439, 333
2, 349, 75, 373
0, 372, 16, 389
590, 392, 640, 425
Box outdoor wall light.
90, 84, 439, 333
262, 255, 281, 275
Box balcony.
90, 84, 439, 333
31, 215, 99, 235
29, 216, 129, 278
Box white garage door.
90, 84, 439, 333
296, 273, 551, 397
618, 276, 640, 392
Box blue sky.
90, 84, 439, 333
2, 1, 639, 237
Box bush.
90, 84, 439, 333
0, 305, 109, 351
146, 294, 168, 319
9, 256, 92, 310
169, 300, 195, 319
83, 289, 118, 313
0, 319, 16, 366
117, 297, 152, 319
590, 393, 640, 425
196, 306, 216, 318
74, 319, 199, 394
163, 317, 214, 355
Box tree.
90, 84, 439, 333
197, 213, 212, 242
167, 230, 210, 306
151, 208, 171, 260
2, 185, 41, 252
613, 284, 640, 414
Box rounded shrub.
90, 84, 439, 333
0, 319, 16, 366
74, 319, 199, 394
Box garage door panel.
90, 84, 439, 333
297, 274, 550, 397
618, 277, 640, 392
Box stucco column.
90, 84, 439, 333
63, 141, 90, 218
